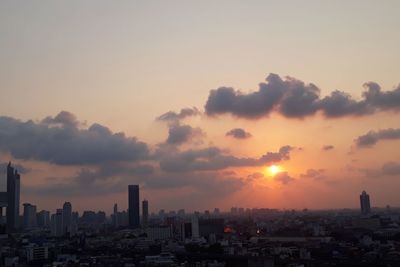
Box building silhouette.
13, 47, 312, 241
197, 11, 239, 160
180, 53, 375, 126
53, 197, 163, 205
62, 202, 72, 236
360, 190, 371, 215
128, 185, 140, 229
142, 199, 149, 228
6, 162, 20, 232
23, 203, 37, 229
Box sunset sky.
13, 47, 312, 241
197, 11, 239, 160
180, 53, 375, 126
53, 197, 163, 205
1, 1, 400, 214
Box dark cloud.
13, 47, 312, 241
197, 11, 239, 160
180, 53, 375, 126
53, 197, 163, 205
205, 73, 400, 119
274, 172, 295, 185
166, 124, 205, 145
318, 91, 372, 117
42, 111, 81, 128
157, 107, 200, 122
363, 82, 400, 110
158, 145, 293, 172
322, 145, 334, 151
300, 169, 326, 180
226, 128, 252, 139
0, 113, 149, 165
355, 128, 400, 147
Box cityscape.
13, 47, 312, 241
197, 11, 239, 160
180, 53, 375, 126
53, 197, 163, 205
1, 163, 400, 266
1, 1, 400, 267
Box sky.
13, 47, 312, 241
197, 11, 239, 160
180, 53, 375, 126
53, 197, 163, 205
0, 1, 400, 214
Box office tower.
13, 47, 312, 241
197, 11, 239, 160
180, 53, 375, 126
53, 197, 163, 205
62, 202, 72, 236
23, 203, 37, 229
54, 209, 64, 236
112, 203, 118, 227
37, 210, 50, 228
191, 215, 199, 239
142, 199, 149, 228
128, 185, 140, 228
360, 190, 371, 215
6, 162, 20, 232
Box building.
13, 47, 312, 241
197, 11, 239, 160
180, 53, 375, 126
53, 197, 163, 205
6, 162, 20, 232
37, 210, 50, 228
360, 190, 371, 215
128, 185, 140, 229
62, 202, 72, 236
23, 203, 37, 229
26, 246, 49, 262
51, 209, 63, 236
191, 215, 199, 239
112, 203, 118, 227
142, 199, 149, 228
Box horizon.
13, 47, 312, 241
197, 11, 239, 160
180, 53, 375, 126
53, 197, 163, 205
1, 1, 400, 215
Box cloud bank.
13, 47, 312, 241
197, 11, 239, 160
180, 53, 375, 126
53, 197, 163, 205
205, 73, 400, 119
355, 128, 400, 147
0, 111, 149, 165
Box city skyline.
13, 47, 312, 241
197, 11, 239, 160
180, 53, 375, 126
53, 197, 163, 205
1, 1, 400, 213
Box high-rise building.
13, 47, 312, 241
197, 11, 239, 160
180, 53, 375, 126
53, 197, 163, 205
23, 203, 37, 229
37, 210, 50, 228
51, 209, 63, 237
6, 162, 20, 232
62, 202, 72, 236
191, 215, 199, 239
113, 203, 118, 227
128, 185, 140, 228
142, 199, 149, 228
360, 190, 371, 215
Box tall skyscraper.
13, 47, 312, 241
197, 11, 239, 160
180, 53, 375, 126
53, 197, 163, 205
62, 202, 72, 236
142, 199, 149, 228
360, 190, 371, 215
51, 209, 63, 237
128, 185, 140, 229
6, 162, 20, 232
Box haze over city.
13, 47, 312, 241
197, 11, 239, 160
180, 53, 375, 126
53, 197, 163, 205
1, 0, 400, 215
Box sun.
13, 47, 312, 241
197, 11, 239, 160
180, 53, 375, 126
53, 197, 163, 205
268, 165, 281, 176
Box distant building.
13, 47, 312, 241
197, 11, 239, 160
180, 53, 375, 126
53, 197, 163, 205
360, 190, 371, 215
128, 185, 140, 229
191, 215, 199, 239
62, 202, 72, 236
113, 203, 118, 227
37, 210, 50, 228
6, 162, 20, 232
23, 203, 37, 229
142, 199, 149, 228
51, 209, 63, 236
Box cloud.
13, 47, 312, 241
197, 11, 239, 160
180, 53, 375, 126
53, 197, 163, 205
363, 82, 400, 110
42, 110, 81, 128
158, 145, 293, 172
205, 73, 400, 119
226, 128, 252, 139
361, 162, 400, 178
322, 145, 334, 151
382, 162, 400, 176
0, 112, 149, 165
274, 172, 295, 184
0, 162, 30, 174
300, 169, 326, 180
355, 128, 400, 147
166, 124, 205, 145
157, 107, 200, 122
